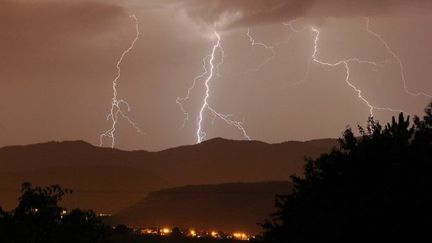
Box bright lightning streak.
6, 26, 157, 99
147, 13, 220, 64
100, 15, 143, 148
246, 28, 276, 72
310, 26, 406, 117
172, 17, 425, 144
280, 19, 405, 116
176, 56, 210, 128
365, 17, 432, 98
196, 32, 251, 143
177, 31, 251, 143
206, 106, 251, 142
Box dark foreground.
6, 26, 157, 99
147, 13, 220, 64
2, 102, 432, 243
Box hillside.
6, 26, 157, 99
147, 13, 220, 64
0, 138, 337, 213
112, 181, 293, 234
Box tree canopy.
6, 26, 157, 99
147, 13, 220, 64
263, 102, 432, 243
0, 183, 110, 243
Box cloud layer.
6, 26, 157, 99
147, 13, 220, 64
174, 0, 432, 28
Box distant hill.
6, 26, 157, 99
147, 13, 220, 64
0, 138, 337, 213
112, 181, 293, 234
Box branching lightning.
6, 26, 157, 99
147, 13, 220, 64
176, 56, 210, 128
97, 16, 425, 146
177, 31, 251, 143
281, 18, 408, 117
365, 17, 432, 98
177, 18, 417, 144
100, 15, 143, 148
176, 16, 430, 144
245, 28, 276, 72
310, 26, 406, 117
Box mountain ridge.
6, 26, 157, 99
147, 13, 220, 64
0, 137, 337, 213
0, 137, 337, 152
112, 181, 293, 234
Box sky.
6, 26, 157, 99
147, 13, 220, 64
1, 0, 432, 151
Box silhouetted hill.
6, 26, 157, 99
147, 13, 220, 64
112, 181, 293, 234
0, 138, 337, 213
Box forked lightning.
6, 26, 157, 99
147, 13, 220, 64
100, 15, 143, 148
177, 32, 251, 143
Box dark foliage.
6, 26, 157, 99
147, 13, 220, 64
0, 183, 110, 243
263, 102, 432, 243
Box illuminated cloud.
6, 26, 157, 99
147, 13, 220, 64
173, 0, 432, 28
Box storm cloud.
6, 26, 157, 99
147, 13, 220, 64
174, 0, 432, 28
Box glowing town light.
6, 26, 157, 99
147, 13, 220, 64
189, 229, 197, 237
211, 231, 219, 238
100, 15, 143, 148
160, 227, 172, 235
233, 232, 249, 241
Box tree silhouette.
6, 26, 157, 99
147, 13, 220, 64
11, 183, 71, 242
0, 183, 109, 243
263, 102, 432, 243
60, 209, 110, 243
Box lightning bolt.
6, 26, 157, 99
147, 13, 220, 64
245, 28, 276, 72
280, 18, 407, 117
365, 17, 432, 98
99, 15, 143, 148
310, 26, 406, 117
177, 31, 251, 143
176, 56, 210, 128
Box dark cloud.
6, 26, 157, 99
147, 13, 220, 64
174, 0, 432, 28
